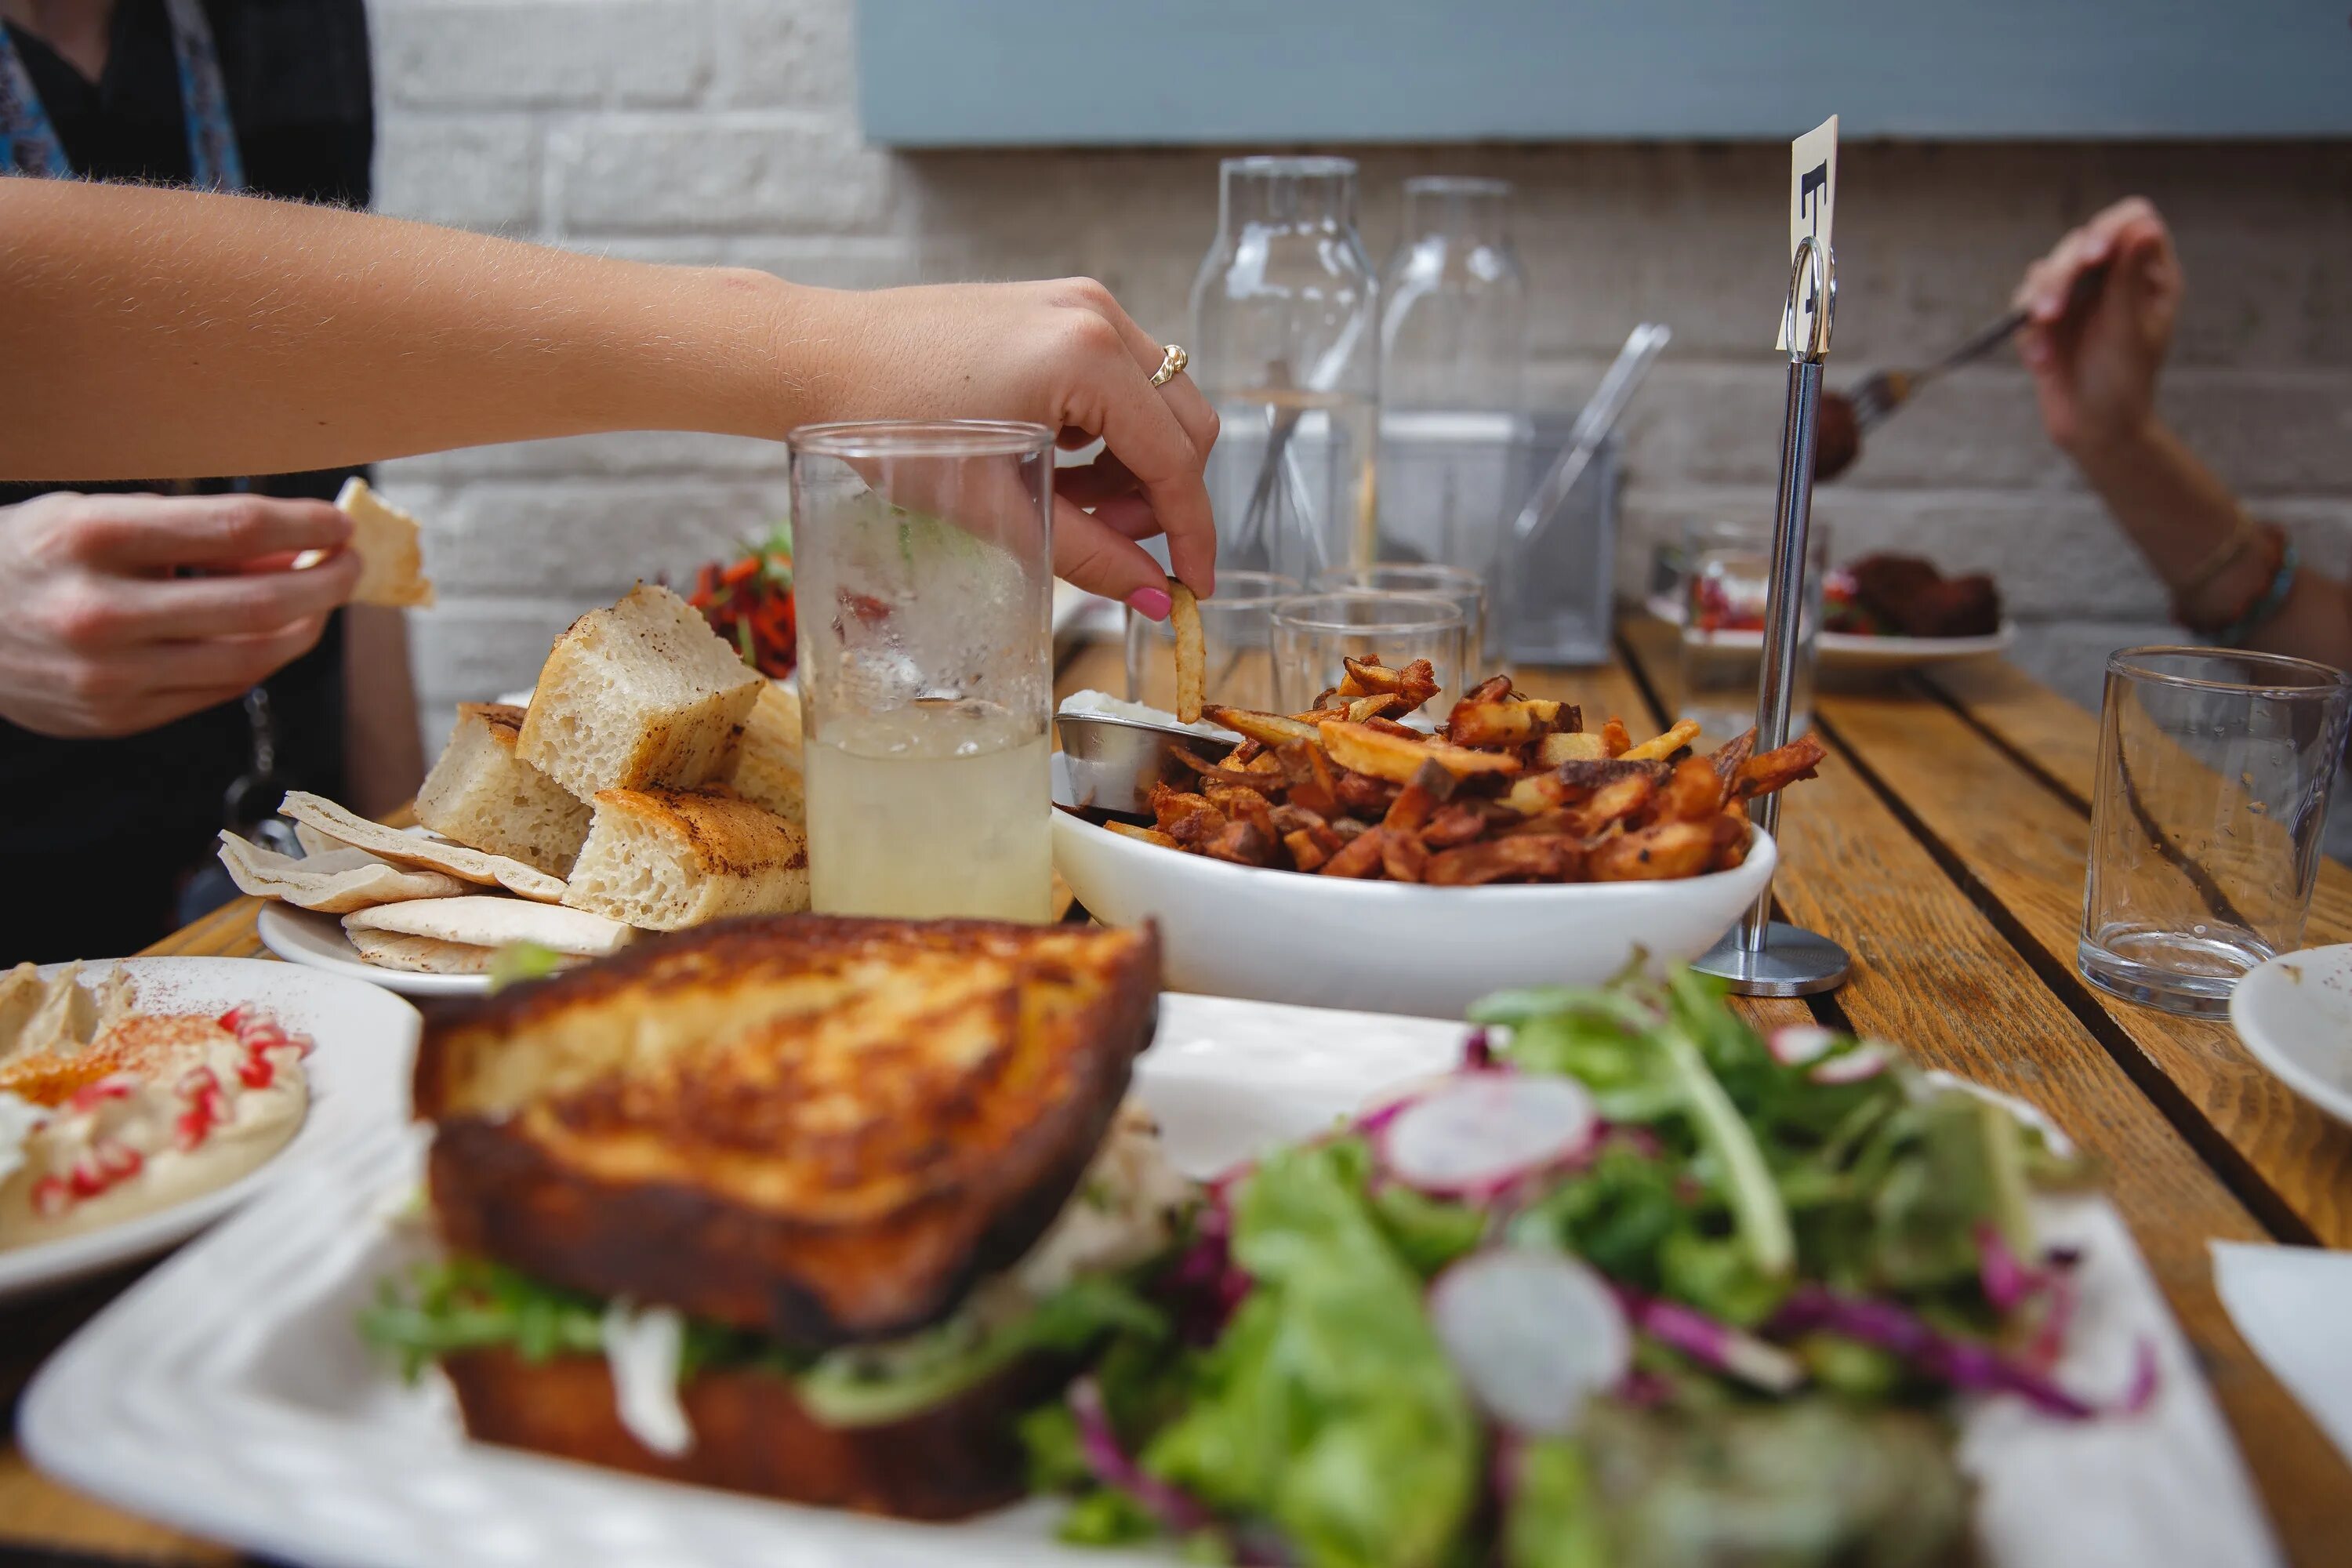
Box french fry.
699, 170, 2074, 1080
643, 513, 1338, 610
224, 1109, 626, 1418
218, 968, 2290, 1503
1334, 768, 1399, 815
1600, 717, 1632, 757
1319, 828, 1388, 878
1381, 830, 1431, 883
1568, 773, 1656, 835
1448, 699, 1555, 750
1275, 739, 1342, 817
1382, 760, 1456, 834
1207, 706, 1324, 748
1105, 820, 1180, 850
1588, 819, 1718, 881
1539, 731, 1609, 766
1420, 802, 1490, 848
1621, 718, 1702, 762
1363, 715, 1425, 740
1708, 728, 1756, 788
1427, 836, 1584, 886
1734, 734, 1828, 798
1283, 827, 1330, 871
1230, 739, 1265, 766
1168, 579, 1205, 724
1318, 720, 1523, 783
1453, 674, 1513, 716
1343, 655, 1406, 695
1202, 818, 1277, 866
1656, 754, 1727, 822
1173, 746, 1285, 793
1392, 658, 1443, 712
1503, 773, 1570, 818
1345, 694, 1403, 724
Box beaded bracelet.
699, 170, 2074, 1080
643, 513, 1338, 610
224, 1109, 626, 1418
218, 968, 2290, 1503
2212, 534, 2300, 649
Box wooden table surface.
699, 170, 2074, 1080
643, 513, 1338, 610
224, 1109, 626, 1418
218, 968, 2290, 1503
5, 622, 2347, 1566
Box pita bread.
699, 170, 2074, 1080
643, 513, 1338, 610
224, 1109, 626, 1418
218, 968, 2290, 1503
217, 831, 469, 914
292, 822, 343, 858
279, 793, 566, 903
343, 895, 633, 958
331, 476, 434, 608
343, 929, 499, 975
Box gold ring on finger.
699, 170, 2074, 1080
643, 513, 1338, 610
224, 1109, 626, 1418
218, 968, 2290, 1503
1149, 343, 1189, 388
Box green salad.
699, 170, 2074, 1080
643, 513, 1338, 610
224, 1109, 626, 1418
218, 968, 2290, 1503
1022, 965, 2141, 1568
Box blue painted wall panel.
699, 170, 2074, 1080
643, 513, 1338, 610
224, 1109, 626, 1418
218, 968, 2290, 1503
856, 2, 2352, 145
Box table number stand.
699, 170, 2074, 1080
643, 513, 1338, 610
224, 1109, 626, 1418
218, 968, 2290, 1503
1695, 235, 1852, 997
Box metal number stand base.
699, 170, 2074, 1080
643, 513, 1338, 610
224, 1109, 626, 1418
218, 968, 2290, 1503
1695, 920, 1850, 997
1692, 233, 1851, 999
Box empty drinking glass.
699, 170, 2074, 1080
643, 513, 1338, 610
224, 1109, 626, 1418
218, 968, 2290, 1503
1124, 570, 1299, 715
1272, 592, 1469, 727
2079, 647, 2352, 1016
1310, 563, 1487, 671
1676, 517, 1828, 746
789, 419, 1055, 922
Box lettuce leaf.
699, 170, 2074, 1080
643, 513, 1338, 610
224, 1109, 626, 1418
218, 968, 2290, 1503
1141, 1139, 1479, 1568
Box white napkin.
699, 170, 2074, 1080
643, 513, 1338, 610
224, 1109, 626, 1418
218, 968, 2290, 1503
2212, 1240, 2352, 1465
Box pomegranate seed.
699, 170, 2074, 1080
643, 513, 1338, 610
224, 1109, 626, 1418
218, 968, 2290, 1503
98, 1142, 143, 1180
31, 1175, 69, 1217
176, 1109, 210, 1151
67, 1158, 105, 1199
68, 1077, 132, 1112
238, 1056, 273, 1089
217, 1007, 245, 1030
180, 1065, 218, 1098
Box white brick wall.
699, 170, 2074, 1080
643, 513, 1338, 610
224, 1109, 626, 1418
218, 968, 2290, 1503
366, 0, 2352, 742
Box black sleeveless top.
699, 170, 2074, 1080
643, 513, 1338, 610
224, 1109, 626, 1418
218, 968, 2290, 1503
0, 0, 374, 961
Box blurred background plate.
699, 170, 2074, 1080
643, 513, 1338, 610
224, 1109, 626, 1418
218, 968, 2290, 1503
2229, 946, 2352, 1127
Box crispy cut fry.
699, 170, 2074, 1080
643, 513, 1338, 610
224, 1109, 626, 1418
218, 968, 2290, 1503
1105, 821, 1180, 849
1343, 655, 1406, 695
1381, 830, 1430, 883
1283, 828, 1330, 871
1276, 739, 1342, 817
1173, 746, 1285, 793
1708, 728, 1756, 787
1420, 802, 1490, 848
1735, 734, 1828, 798
1345, 693, 1403, 724
1392, 658, 1443, 712
1448, 699, 1553, 749
1427, 836, 1584, 886
1382, 760, 1455, 833
1539, 731, 1609, 766
1621, 718, 1703, 762
1656, 754, 1727, 822
1202, 819, 1276, 866
1319, 829, 1388, 878
1588, 819, 1718, 881
1230, 739, 1264, 766
1454, 674, 1513, 714
1334, 768, 1400, 815
1207, 706, 1324, 748
1600, 717, 1632, 757
1566, 774, 1656, 836
1168, 579, 1205, 724
1318, 720, 1523, 782
1502, 772, 1570, 818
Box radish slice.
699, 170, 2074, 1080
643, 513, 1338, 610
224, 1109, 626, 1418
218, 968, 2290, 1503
1768, 1025, 1838, 1065
1381, 1075, 1597, 1196
1429, 1249, 1629, 1435
1809, 1042, 1889, 1084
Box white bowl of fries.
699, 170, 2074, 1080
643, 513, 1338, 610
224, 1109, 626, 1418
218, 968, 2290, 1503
1051, 661, 1813, 1019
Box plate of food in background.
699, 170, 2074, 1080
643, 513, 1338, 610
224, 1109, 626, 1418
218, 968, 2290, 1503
1649, 551, 2014, 670
245, 583, 810, 997
0, 955, 416, 1301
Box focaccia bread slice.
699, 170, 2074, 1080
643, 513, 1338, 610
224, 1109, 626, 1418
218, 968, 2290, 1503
416, 916, 1162, 1346
724, 681, 804, 825
515, 584, 761, 800
332, 476, 435, 608
561, 786, 808, 931
416, 704, 594, 878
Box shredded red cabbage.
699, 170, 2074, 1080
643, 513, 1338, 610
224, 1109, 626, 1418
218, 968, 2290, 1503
1068, 1377, 1218, 1535
1770, 1285, 2157, 1419
1608, 1282, 1805, 1393
1463, 1026, 1495, 1070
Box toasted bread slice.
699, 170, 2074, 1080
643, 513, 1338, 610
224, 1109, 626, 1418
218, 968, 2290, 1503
516, 585, 761, 800
417, 916, 1161, 1345
442, 1340, 1066, 1521
416, 704, 594, 878
724, 681, 804, 825
561, 786, 808, 930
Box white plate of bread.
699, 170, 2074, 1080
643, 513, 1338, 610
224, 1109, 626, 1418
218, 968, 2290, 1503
241, 583, 810, 996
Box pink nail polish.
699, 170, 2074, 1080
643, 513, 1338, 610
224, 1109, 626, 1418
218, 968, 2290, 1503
1127, 586, 1174, 621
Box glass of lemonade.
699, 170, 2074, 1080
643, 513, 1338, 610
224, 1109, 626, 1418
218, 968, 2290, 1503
788, 420, 1055, 922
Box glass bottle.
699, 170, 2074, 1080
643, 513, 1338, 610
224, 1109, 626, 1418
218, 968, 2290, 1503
1377, 176, 1530, 659
1187, 155, 1380, 586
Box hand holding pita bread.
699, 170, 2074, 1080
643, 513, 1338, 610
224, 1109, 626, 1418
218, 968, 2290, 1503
0, 489, 361, 739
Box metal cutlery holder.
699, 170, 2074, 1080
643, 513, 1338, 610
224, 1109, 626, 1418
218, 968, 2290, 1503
1500, 417, 1621, 667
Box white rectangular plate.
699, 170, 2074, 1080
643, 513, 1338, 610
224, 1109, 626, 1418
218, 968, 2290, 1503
24, 993, 2278, 1567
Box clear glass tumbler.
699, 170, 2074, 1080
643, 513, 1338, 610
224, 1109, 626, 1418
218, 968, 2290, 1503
1271, 592, 1470, 728
1189, 155, 1380, 586
1377, 176, 1529, 657
1310, 563, 1488, 675
2079, 647, 2352, 1016
1123, 569, 1299, 716
788, 419, 1056, 922
1676, 517, 1828, 746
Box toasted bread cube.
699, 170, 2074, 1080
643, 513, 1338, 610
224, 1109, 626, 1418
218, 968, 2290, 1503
416, 703, 594, 877
517, 585, 763, 800
563, 786, 809, 930
725, 681, 804, 825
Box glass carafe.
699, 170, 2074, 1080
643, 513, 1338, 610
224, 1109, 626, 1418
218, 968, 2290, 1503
1188, 155, 1379, 587
1377, 176, 1530, 659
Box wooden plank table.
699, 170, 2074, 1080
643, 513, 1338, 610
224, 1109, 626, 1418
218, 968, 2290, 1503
5, 629, 2346, 1566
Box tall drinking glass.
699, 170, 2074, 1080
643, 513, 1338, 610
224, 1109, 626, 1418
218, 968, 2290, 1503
1272, 593, 1469, 728
1310, 563, 1488, 671
1123, 569, 1298, 715
1677, 517, 1828, 745
789, 420, 1055, 921
2080, 647, 2352, 1016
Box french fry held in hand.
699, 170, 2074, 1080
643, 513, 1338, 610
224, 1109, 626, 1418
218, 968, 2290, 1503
1167, 579, 1205, 724
1119, 655, 1825, 886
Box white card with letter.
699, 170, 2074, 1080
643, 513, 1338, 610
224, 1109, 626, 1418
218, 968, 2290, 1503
1777, 114, 1838, 351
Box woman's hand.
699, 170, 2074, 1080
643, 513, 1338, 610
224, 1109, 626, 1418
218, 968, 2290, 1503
799, 278, 1219, 614
0, 491, 360, 739
2013, 196, 2182, 463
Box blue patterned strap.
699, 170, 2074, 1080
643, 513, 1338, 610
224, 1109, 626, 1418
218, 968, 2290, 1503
0, 2, 242, 190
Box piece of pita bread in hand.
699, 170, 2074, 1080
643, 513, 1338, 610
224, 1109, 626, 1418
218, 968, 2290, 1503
216, 830, 468, 915
278, 792, 566, 903
343, 895, 633, 958
325, 476, 434, 608
342, 929, 499, 975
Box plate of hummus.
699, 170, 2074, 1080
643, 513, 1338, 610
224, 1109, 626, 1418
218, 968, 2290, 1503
0, 956, 419, 1302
